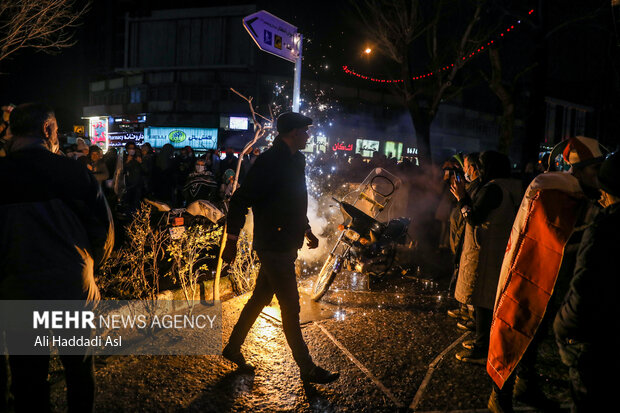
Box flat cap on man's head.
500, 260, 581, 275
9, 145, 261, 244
276, 112, 312, 134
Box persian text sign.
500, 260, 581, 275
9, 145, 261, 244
243, 10, 299, 62
108, 132, 144, 147
144, 127, 218, 150
332, 143, 353, 151
0, 300, 222, 355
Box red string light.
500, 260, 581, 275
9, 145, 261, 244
342, 10, 535, 83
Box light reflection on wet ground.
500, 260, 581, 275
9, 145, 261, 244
298, 268, 447, 316
48, 263, 571, 412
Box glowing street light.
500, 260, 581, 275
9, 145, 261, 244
364, 47, 372, 54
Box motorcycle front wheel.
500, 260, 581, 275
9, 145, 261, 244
311, 253, 341, 302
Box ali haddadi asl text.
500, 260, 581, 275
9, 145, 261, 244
34, 335, 121, 348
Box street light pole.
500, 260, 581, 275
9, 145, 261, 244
292, 34, 303, 112
243, 11, 302, 112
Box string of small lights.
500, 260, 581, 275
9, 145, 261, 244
342, 9, 535, 83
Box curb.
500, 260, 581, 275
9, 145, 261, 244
155, 275, 235, 302
91, 277, 237, 353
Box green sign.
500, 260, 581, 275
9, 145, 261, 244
168, 130, 187, 143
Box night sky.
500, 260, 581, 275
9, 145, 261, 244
0, 0, 358, 129
0, 16, 91, 129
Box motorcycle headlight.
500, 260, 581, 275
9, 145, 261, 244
344, 229, 360, 242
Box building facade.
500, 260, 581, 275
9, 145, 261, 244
83, 4, 597, 164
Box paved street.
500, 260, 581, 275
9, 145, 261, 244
48, 271, 571, 412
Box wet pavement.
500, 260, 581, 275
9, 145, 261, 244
48, 267, 572, 412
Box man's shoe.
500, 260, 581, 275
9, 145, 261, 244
447, 305, 472, 321
461, 339, 475, 350
301, 365, 340, 384
455, 347, 486, 365
222, 346, 255, 371
513, 376, 562, 412
447, 307, 465, 319
456, 319, 475, 331
488, 388, 514, 413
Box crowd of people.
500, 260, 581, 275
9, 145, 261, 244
1, 102, 618, 412
49, 137, 267, 237
91, 142, 260, 215
436, 137, 618, 412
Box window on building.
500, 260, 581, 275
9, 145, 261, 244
130, 87, 142, 103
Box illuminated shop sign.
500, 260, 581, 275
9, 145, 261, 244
302, 132, 328, 153
110, 114, 147, 125
332, 142, 353, 151
144, 127, 218, 150
315, 134, 328, 153
405, 147, 418, 155
229, 117, 249, 130
220, 115, 251, 131
108, 132, 144, 147
355, 139, 380, 157
383, 141, 403, 160
86, 117, 109, 153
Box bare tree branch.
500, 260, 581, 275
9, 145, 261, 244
352, 0, 492, 164
0, 0, 89, 66
429, 2, 483, 116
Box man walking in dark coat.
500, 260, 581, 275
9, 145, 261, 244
221, 112, 339, 384
0, 103, 114, 412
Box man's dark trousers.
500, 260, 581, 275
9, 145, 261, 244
8, 354, 94, 413
226, 249, 314, 372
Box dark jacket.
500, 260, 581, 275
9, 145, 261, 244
449, 178, 482, 259
183, 171, 219, 204
80, 157, 109, 183
124, 156, 144, 190
553, 202, 620, 344
0, 142, 114, 301
455, 178, 523, 309
226, 139, 309, 251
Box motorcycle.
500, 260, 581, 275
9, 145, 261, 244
311, 168, 411, 301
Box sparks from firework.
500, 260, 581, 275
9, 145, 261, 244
265, 81, 346, 276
